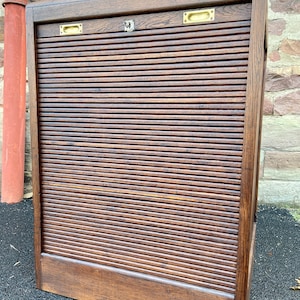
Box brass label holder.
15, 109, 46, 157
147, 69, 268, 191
183, 9, 215, 24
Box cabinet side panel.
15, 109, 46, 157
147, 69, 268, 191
236, 0, 267, 299
26, 7, 42, 289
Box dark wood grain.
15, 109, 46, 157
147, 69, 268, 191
26, 7, 42, 289
29, 0, 251, 23
35, 4, 251, 38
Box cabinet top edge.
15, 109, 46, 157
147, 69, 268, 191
26, 0, 252, 23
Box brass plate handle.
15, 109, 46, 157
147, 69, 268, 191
60, 23, 83, 36
183, 9, 215, 24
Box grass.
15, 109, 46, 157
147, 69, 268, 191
289, 208, 300, 222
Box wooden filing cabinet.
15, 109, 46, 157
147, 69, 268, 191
26, 1, 267, 299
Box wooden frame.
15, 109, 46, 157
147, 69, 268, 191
28, 0, 250, 22
27, 1, 267, 299
236, 1, 267, 299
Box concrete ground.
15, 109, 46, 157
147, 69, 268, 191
1, 199, 299, 300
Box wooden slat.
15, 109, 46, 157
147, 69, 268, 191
39, 150, 243, 168
41, 189, 240, 224
40, 117, 244, 126
37, 20, 251, 46
39, 91, 247, 98
38, 66, 248, 77
39, 120, 245, 131
39, 144, 243, 164
37, 53, 249, 70
39, 106, 246, 114
38, 60, 249, 71
41, 193, 240, 225
42, 172, 241, 196
41, 166, 240, 186
37, 51, 249, 64
39, 140, 243, 158
37, 39, 249, 58
42, 203, 239, 239
37, 37, 250, 58
41, 216, 239, 251
42, 175, 241, 198
40, 135, 243, 151
38, 74, 248, 83
42, 220, 238, 259
41, 209, 239, 247
40, 157, 242, 177
37, 23, 251, 48
41, 181, 240, 204
38, 98, 246, 105
38, 60, 247, 72
37, 24, 250, 49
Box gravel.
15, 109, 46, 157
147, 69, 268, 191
250, 205, 300, 300
1, 200, 299, 300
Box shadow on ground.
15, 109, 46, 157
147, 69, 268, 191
1, 200, 299, 300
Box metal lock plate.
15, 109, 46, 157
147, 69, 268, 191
124, 20, 135, 32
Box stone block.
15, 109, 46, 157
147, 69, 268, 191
274, 90, 300, 115
263, 151, 300, 180
0, 82, 3, 106
0, 106, 2, 135
277, 52, 300, 68
258, 180, 300, 205
0, 17, 3, 43
280, 39, 300, 56
268, 18, 286, 36
261, 115, 300, 151
285, 14, 300, 38
263, 97, 274, 115
0, 47, 3, 67
268, 50, 281, 62
270, 0, 300, 14
265, 72, 300, 92
267, 66, 300, 76
259, 150, 265, 179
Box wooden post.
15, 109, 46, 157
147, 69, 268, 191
1, 0, 27, 203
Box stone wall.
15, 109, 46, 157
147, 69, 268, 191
0, 0, 299, 204
259, 0, 300, 206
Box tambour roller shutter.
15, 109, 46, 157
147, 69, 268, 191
26, 1, 267, 300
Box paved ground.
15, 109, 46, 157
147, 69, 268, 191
1, 199, 299, 300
